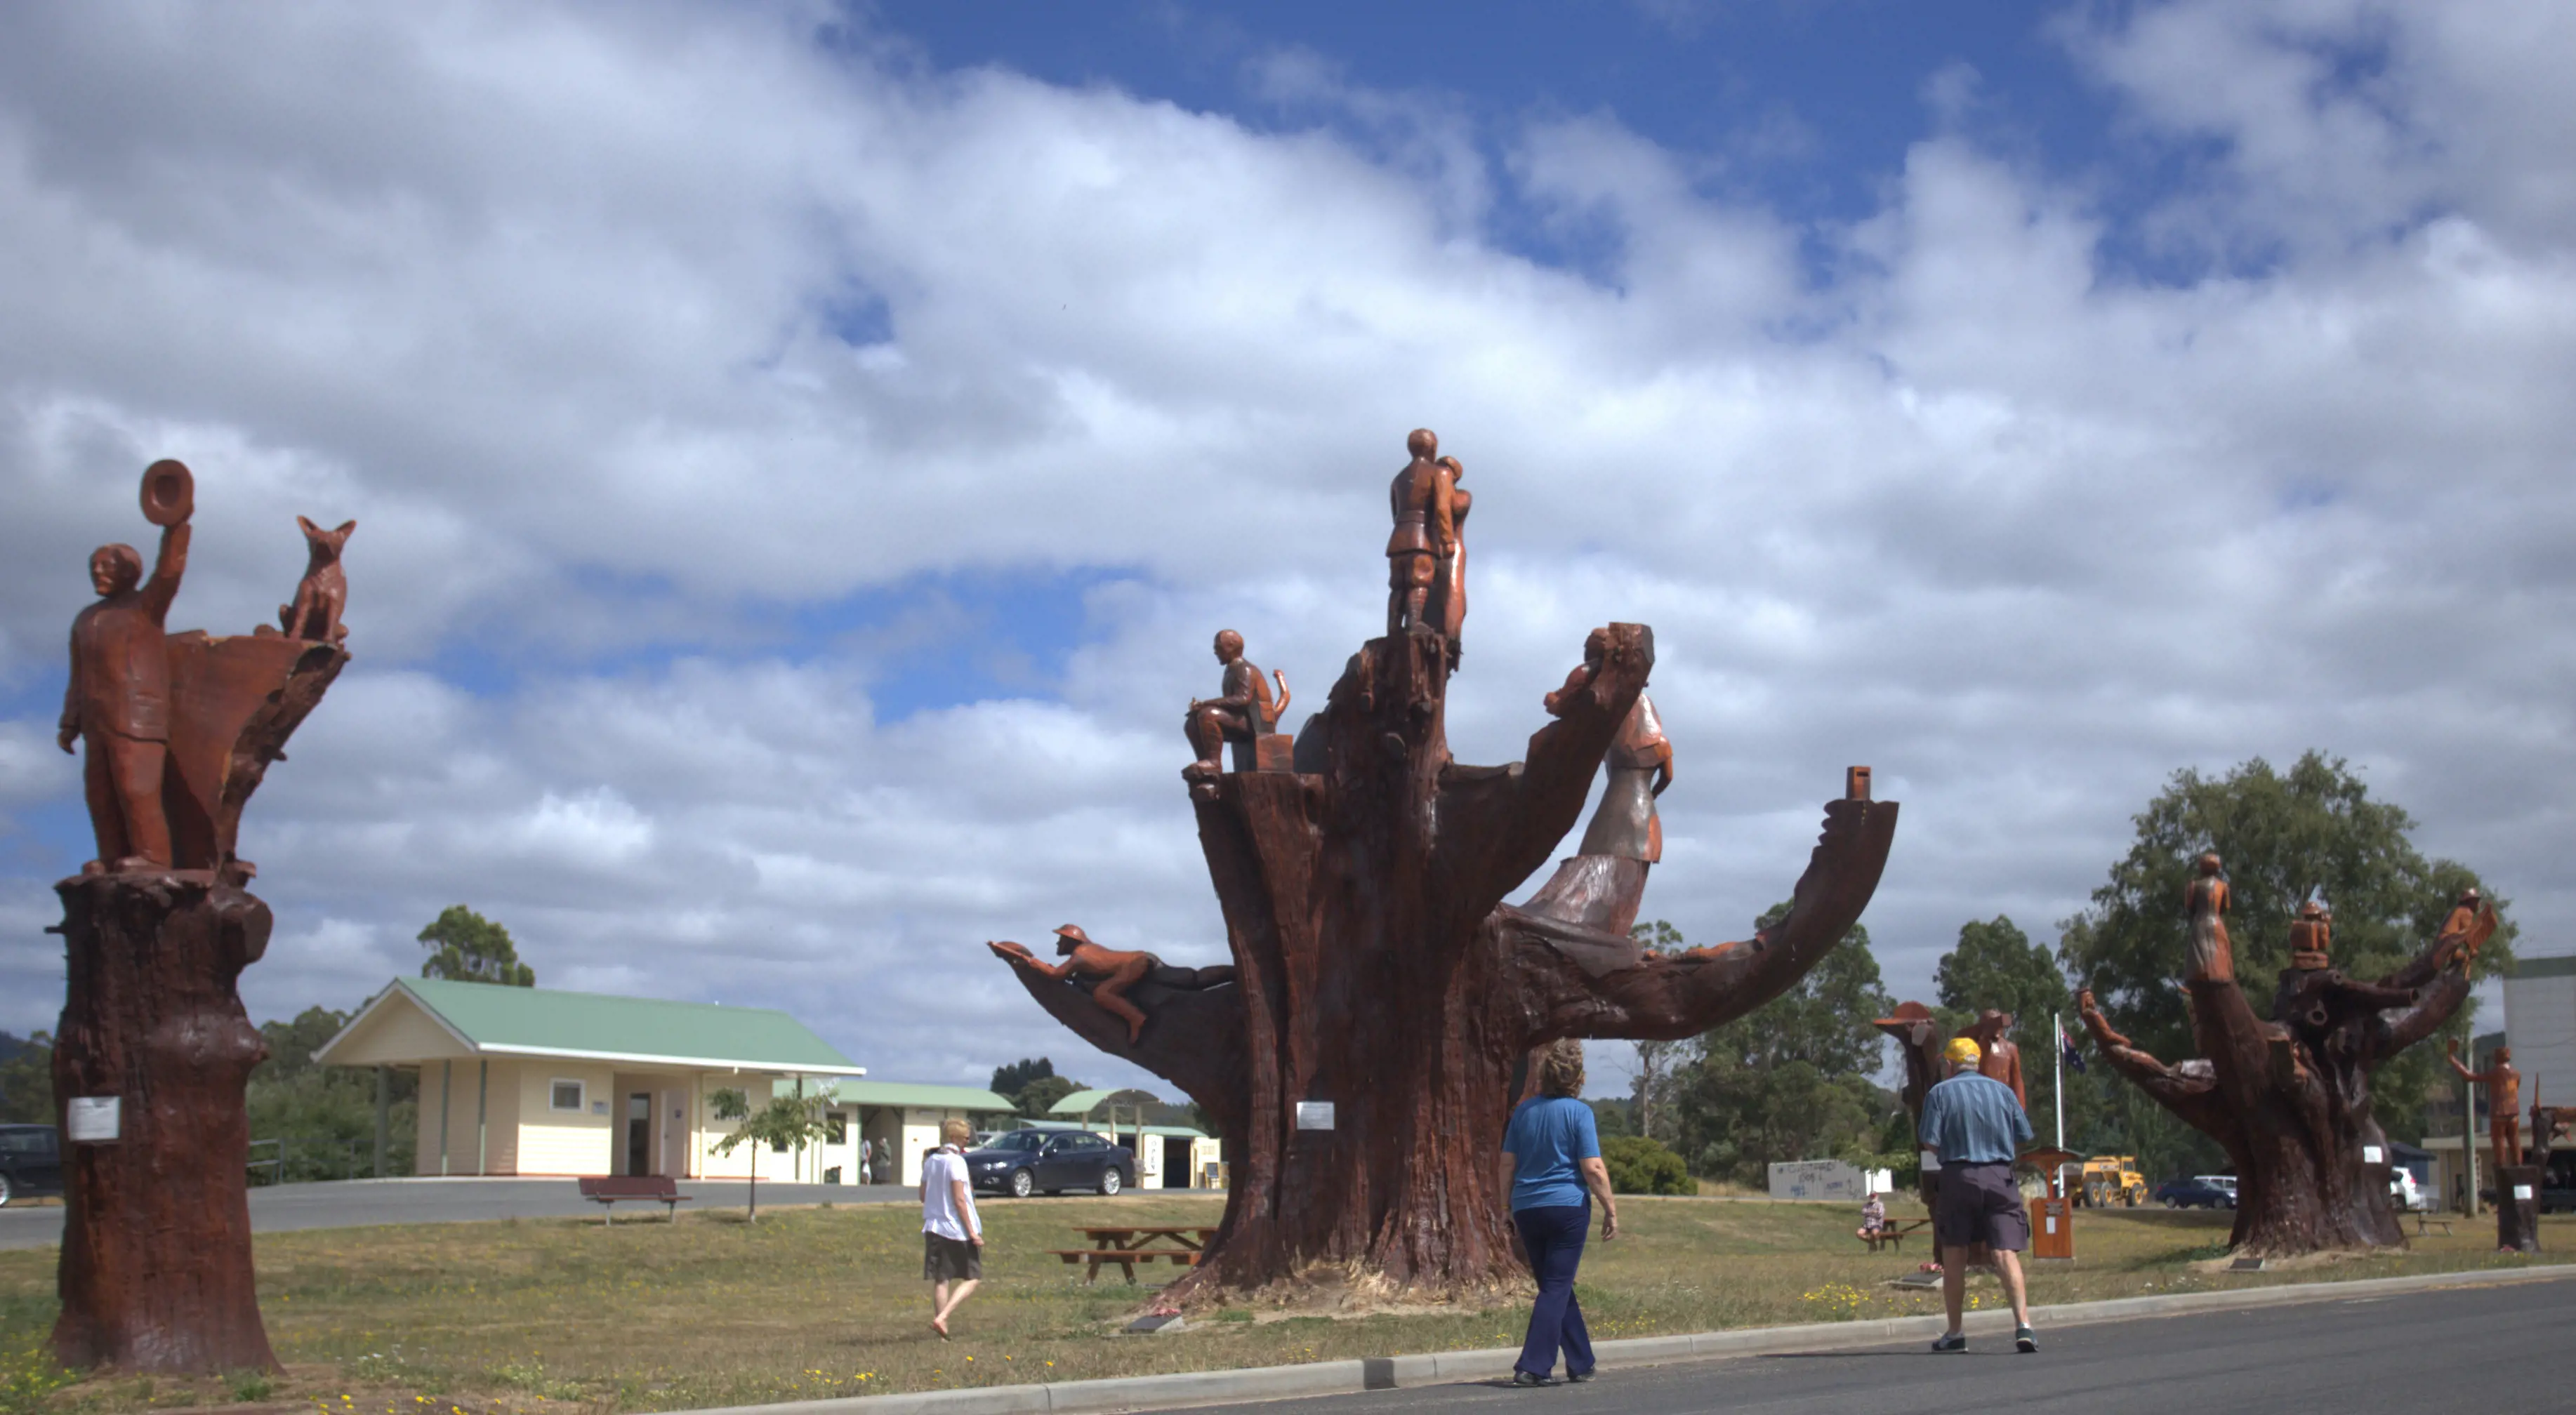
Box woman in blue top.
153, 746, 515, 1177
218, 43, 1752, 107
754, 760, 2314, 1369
1499, 1039, 1618, 1386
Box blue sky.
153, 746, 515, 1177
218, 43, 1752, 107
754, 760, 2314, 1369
1, 1, 2568, 1099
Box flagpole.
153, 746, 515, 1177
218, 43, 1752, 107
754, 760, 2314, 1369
2053, 1010, 2066, 1152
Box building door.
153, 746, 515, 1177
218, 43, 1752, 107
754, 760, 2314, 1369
661, 1089, 688, 1177
626, 1094, 651, 1176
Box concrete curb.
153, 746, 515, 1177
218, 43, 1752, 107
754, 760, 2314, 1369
679, 1262, 2576, 1415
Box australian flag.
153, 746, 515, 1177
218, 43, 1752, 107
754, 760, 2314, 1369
2059, 1018, 2087, 1074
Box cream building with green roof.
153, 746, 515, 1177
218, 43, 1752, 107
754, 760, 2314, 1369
316, 978, 1012, 1186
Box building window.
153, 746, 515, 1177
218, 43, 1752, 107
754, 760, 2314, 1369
826, 1112, 849, 1145
550, 1079, 585, 1112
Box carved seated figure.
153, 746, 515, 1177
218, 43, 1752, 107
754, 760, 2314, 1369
1184, 630, 1292, 792
2287, 898, 2332, 971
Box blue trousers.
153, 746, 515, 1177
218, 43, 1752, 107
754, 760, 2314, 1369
1513, 1203, 1595, 1378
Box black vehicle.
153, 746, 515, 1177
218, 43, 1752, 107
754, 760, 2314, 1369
964, 1129, 1135, 1198
0, 1124, 63, 1207
2153, 1176, 2233, 1209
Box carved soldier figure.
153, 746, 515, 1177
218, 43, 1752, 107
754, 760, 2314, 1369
2287, 899, 2332, 971
58, 500, 192, 872
2185, 852, 2232, 983
988, 926, 1159, 1044
1576, 693, 1672, 861
1430, 455, 1471, 667
1386, 428, 1455, 637
1544, 629, 1609, 718
1968, 1009, 2027, 1108
2448, 1039, 2523, 1176
2434, 886, 2497, 974
1184, 630, 1290, 775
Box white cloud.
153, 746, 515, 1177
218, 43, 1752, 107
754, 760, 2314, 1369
3, 1, 2570, 1101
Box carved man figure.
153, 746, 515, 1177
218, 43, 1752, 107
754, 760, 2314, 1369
58, 515, 191, 872
1576, 693, 1673, 861
2287, 899, 2332, 971
1386, 428, 1455, 637
1184, 630, 1290, 773
988, 926, 1158, 1043
2434, 886, 2497, 974
2185, 852, 2232, 983
1967, 1010, 2028, 1109
2448, 1039, 2522, 1175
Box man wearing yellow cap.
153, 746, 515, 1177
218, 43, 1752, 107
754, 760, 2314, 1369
1920, 1035, 2037, 1354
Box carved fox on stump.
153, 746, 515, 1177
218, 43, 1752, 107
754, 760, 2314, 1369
279, 517, 355, 644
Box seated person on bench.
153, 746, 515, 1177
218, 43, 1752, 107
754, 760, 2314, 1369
1856, 1192, 1888, 1243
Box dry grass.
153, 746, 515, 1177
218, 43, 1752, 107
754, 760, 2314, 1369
1, 1195, 2565, 1415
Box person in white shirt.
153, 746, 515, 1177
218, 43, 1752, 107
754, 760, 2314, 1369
920, 1117, 984, 1338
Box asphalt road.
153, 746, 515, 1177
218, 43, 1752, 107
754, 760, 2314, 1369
1163, 1277, 2576, 1415
0, 1177, 921, 1249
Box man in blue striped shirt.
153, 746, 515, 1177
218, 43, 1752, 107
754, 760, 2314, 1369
1920, 1035, 2037, 1354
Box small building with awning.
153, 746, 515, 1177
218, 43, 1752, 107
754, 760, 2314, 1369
315, 978, 1012, 1185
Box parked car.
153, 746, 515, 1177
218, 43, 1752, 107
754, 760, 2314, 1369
963, 1129, 1135, 1198
0, 1124, 63, 1207
2153, 1176, 2234, 1209
2389, 1169, 2426, 1212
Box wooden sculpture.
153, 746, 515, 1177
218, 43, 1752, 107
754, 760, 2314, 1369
1184, 630, 1292, 792
2445, 1039, 2522, 1181
47, 460, 349, 1373
993, 429, 1898, 1295
2076, 888, 2494, 1257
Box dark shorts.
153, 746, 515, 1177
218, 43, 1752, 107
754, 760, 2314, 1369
924, 1233, 982, 1282
1934, 1162, 2030, 1252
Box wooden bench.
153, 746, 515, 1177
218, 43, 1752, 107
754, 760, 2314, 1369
2414, 1214, 2454, 1237
1044, 1248, 1202, 1284
578, 1175, 692, 1224
1859, 1218, 1930, 1254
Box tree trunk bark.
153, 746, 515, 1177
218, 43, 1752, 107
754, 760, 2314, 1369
2078, 938, 2470, 1258
999, 623, 1899, 1297
50, 872, 280, 1374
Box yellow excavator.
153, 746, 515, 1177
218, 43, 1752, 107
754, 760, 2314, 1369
2076, 1155, 2147, 1207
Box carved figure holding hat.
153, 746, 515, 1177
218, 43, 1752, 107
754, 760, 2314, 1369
988, 926, 1160, 1043
58, 462, 194, 872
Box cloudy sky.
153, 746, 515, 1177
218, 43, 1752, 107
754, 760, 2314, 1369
3, 1, 2569, 1098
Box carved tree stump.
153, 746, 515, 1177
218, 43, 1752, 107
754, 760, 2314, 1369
2078, 938, 2470, 1258
50, 874, 279, 1373
2494, 1164, 2542, 1254
1000, 623, 1898, 1295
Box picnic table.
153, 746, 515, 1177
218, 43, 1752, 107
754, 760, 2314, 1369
1047, 1225, 1220, 1284
1860, 1217, 1932, 1254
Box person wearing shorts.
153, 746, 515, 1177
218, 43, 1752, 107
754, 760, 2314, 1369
920, 1117, 983, 1338
1920, 1035, 2037, 1353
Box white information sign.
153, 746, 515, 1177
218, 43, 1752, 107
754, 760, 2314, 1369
1295, 1101, 1335, 1131
2045, 1215, 2059, 1235
2361, 1145, 2384, 1164
1768, 1158, 1870, 1202
67, 1095, 121, 1143
2514, 1184, 2535, 1201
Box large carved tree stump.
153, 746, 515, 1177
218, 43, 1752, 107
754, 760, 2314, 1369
999, 623, 1897, 1296
2078, 933, 2473, 1258
2494, 1164, 2542, 1254
50, 875, 279, 1372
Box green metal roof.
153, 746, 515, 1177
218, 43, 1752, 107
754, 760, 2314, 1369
2511, 955, 2576, 978
819, 1079, 1015, 1112
1048, 1087, 1165, 1115
372, 978, 855, 1072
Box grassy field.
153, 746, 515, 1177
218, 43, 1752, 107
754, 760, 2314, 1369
3, 1195, 2567, 1415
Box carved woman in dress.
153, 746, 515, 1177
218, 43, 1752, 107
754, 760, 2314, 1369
1576, 693, 1673, 862
1434, 455, 1470, 667
2185, 852, 2232, 983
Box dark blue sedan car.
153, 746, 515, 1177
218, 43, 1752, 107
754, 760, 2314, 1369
0, 1124, 62, 1207
2153, 1176, 2234, 1209
963, 1129, 1135, 1198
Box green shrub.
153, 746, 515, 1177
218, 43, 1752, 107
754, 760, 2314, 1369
1601, 1134, 1691, 1195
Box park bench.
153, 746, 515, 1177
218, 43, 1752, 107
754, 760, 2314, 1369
1050, 1225, 1220, 1284
578, 1174, 692, 1224
1858, 1218, 1930, 1254
2413, 1213, 2454, 1237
